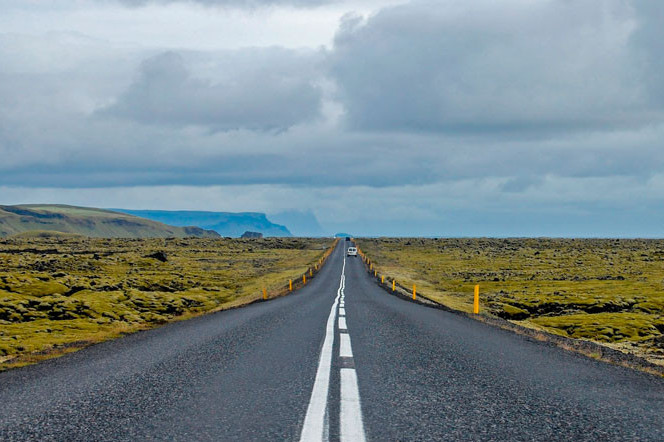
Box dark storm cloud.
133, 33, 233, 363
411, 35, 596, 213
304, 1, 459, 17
101, 50, 323, 131
2, 122, 664, 189
328, 0, 660, 134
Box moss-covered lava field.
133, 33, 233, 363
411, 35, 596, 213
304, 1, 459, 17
0, 236, 333, 370
356, 238, 664, 366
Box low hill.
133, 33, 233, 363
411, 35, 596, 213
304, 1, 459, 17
9, 230, 85, 239
0, 205, 220, 238
114, 209, 292, 237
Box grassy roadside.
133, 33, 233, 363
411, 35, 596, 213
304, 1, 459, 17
0, 236, 335, 370
356, 238, 664, 367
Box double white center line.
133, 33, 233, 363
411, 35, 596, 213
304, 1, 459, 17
300, 256, 366, 442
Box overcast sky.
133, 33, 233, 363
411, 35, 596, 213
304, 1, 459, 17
1, 0, 663, 236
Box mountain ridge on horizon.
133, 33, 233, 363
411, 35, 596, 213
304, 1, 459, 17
113, 209, 292, 238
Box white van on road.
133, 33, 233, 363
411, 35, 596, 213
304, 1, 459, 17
347, 247, 358, 257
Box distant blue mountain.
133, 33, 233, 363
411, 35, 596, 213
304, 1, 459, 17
112, 210, 291, 237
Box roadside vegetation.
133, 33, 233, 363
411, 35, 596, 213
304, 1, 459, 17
0, 235, 333, 370
356, 238, 664, 366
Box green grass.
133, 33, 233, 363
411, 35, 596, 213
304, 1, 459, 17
0, 236, 334, 369
19, 205, 124, 217
356, 238, 664, 365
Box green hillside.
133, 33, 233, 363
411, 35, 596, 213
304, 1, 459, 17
0, 205, 220, 238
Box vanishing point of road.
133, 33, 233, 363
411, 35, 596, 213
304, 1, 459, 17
1, 242, 663, 441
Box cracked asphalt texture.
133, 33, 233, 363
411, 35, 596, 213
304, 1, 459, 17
1, 241, 663, 440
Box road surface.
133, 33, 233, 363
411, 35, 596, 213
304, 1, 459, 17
1, 241, 663, 441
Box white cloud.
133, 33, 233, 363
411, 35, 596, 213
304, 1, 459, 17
0, 1, 376, 50
100, 50, 324, 131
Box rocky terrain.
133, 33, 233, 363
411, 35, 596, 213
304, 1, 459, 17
0, 236, 333, 369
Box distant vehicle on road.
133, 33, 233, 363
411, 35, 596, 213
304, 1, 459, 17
345, 237, 351, 241
347, 247, 358, 257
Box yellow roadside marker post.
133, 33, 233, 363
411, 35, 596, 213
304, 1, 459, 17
309, 268, 313, 277
413, 284, 417, 300
374, 270, 377, 277
381, 275, 384, 284
303, 275, 306, 285
474, 284, 480, 314
289, 279, 292, 291
262, 287, 267, 300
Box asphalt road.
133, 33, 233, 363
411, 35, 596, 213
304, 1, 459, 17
1, 241, 663, 441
